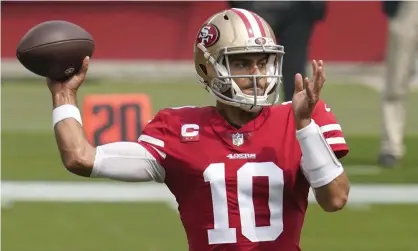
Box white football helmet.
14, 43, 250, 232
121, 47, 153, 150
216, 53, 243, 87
194, 8, 285, 112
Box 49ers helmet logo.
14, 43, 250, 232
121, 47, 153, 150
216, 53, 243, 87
255, 37, 267, 45
197, 24, 219, 47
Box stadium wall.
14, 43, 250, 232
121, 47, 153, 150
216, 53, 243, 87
1, 1, 389, 81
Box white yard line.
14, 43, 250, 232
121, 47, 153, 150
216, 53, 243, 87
2, 182, 418, 210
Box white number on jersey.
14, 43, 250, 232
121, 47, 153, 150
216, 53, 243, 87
203, 162, 284, 244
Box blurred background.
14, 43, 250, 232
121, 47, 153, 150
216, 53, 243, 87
1, 1, 418, 251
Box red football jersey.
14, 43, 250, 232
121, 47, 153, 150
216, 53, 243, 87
138, 101, 349, 251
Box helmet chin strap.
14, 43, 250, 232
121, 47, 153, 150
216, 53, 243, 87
197, 43, 216, 64
240, 104, 263, 113
214, 93, 262, 113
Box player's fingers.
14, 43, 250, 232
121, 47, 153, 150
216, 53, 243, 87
313, 65, 323, 93
311, 60, 317, 72
311, 60, 321, 90
317, 60, 324, 77
305, 76, 311, 85
294, 73, 304, 94
314, 61, 326, 94
304, 77, 313, 99
77, 56, 90, 78
81, 56, 90, 73
311, 60, 318, 79
320, 60, 326, 83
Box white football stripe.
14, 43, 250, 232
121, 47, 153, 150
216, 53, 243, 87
138, 134, 165, 148
233, 8, 262, 37
320, 124, 342, 133
326, 137, 346, 145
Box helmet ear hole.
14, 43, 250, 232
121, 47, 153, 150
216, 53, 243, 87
223, 15, 229, 20
199, 64, 208, 75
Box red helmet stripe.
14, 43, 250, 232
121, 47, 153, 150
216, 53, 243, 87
231, 8, 256, 38
251, 12, 267, 37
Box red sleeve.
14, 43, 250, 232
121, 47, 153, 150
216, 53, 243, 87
312, 100, 349, 159
137, 110, 168, 164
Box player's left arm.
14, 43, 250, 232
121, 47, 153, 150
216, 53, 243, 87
297, 100, 350, 212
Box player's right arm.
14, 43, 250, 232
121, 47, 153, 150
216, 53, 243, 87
48, 57, 165, 183
52, 96, 166, 182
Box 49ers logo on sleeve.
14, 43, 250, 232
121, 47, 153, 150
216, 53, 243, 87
197, 24, 220, 47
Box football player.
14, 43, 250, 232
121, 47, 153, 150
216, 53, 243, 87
49, 8, 350, 251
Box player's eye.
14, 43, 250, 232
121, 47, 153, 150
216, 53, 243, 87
231, 61, 248, 69
258, 60, 267, 70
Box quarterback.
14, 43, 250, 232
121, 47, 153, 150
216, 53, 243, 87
49, 8, 349, 251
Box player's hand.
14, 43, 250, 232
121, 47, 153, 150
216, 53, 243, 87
292, 60, 326, 129
47, 56, 90, 95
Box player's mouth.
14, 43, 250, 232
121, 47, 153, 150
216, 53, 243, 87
242, 88, 265, 96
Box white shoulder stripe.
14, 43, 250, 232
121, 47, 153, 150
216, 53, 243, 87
138, 134, 164, 148
326, 137, 346, 145
320, 124, 342, 133
149, 145, 167, 159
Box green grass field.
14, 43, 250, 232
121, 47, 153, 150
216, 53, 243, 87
2, 80, 418, 251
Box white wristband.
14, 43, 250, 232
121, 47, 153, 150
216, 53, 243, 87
52, 104, 83, 128
296, 120, 343, 188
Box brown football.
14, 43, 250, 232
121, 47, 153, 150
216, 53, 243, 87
16, 20, 95, 81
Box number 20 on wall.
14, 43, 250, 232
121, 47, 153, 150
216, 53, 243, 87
82, 94, 153, 146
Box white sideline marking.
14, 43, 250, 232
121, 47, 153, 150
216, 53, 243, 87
1, 182, 175, 202
2, 182, 418, 209
346, 203, 373, 211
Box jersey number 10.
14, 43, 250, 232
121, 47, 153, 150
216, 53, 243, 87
203, 162, 284, 244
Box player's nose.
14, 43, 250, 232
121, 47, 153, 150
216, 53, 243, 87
249, 64, 262, 75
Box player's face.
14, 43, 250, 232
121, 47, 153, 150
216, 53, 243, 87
228, 53, 268, 96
